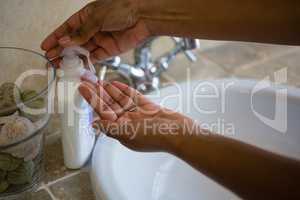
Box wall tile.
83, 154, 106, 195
202, 42, 294, 71
161, 52, 228, 85
234, 50, 300, 87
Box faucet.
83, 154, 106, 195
96, 37, 200, 93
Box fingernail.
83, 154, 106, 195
59, 36, 71, 45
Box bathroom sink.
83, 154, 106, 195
90, 79, 300, 200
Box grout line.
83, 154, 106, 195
199, 42, 234, 74
233, 47, 299, 72
200, 54, 233, 75
36, 182, 45, 192
37, 183, 58, 200
46, 130, 61, 139
45, 170, 81, 188
45, 130, 61, 145
200, 45, 299, 75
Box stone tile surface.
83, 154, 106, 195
27, 189, 52, 200
201, 42, 295, 71
233, 59, 285, 80
44, 134, 78, 183
246, 43, 296, 60
202, 42, 259, 71
275, 49, 300, 69
151, 37, 177, 59
47, 113, 61, 136
50, 172, 95, 200
234, 48, 300, 86
161, 52, 228, 85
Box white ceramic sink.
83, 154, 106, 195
90, 79, 300, 200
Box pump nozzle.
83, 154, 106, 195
61, 46, 96, 74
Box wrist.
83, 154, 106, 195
164, 116, 203, 155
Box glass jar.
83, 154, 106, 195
0, 47, 56, 199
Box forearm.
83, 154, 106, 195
167, 127, 300, 199
138, 0, 300, 45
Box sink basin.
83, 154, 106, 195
90, 79, 300, 200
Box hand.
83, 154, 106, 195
41, 0, 151, 65
79, 80, 195, 153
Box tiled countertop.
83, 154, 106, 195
28, 40, 300, 200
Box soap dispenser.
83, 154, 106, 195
57, 46, 97, 169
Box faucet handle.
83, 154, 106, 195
172, 37, 200, 50
182, 38, 201, 50
182, 38, 200, 62
183, 50, 198, 62
172, 37, 200, 62
99, 56, 121, 69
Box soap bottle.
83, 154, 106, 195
58, 46, 97, 169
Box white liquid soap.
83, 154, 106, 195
58, 46, 97, 169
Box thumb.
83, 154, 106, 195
59, 19, 100, 47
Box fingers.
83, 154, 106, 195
67, 19, 100, 47
93, 83, 125, 116
47, 58, 61, 68
111, 81, 151, 106
98, 86, 124, 116
81, 77, 136, 116
59, 3, 101, 47
41, 6, 86, 51
41, 8, 85, 58
93, 33, 121, 56
100, 81, 136, 111
41, 23, 72, 51
79, 82, 118, 121
79, 80, 127, 117
45, 46, 64, 60
41, 2, 97, 52
90, 32, 121, 63
90, 48, 110, 63
82, 40, 98, 52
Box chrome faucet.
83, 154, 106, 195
97, 37, 200, 93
